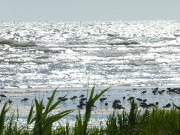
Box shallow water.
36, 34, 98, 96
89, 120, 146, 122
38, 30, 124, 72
1, 21, 180, 88
1, 87, 180, 128
1, 87, 179, 111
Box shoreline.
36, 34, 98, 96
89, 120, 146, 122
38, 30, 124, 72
0, 86, 179, 128
0, 86, 179, 115
2, 85, 180, 92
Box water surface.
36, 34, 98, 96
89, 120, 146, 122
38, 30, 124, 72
0, 21, 180, 88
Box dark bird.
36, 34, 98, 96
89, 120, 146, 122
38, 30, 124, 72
155, 102, 159, 106
172, 88, 178, 91
113, 99, 121, 104
0, 94, 6, 98
127, 97, 134, 101
163, 103, 171, 108
77, 101, 86, 109
148, 103, 155, 108
79, 98, 87, 105
112, 99, 122, 109
136, 98, 143, 102
139, 102, 148, 108
152, 87, 158, 95
57, 97, 63, 100
100, 98, 107, 102
105, 103, 108, 106
21, 98, 29, 102
8, 99, 12, 104
79, 100, 86, 105
57, 97, 68, 101
143, 99, 147, 102
112, 103, 125, 110
62, 98, 68, 101
77, 104, 83, 109
123, 96, 126, 100
79, 94, 84, 98
158, 90, 165, 94
141, 90, 147, 94
167, 88, 176, 93
80, 98, 87, 102
70, 96, 77, 100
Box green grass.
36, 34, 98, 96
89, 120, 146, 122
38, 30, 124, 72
0, 87, 179, 135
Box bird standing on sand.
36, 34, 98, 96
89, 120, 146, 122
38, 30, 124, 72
80, 98, 87, 102
79, 94, 84, 98
127, 97, 134, 101
141, 90, 147, 94
155, 102, 159, 106
100, 98, 107, 102
143, 99, 147, 102
163, 103, 171, 108
70, 96, 77, 100
8, 99, 12, 104
136, 98, 143, 102
105, 103, 108, 106
158, 90, 165, 94
152, 87, 158, 95
58, 97, 68, 101
0, 94, 6, 98
21, 98, 29, 102
112, 103, 125, 110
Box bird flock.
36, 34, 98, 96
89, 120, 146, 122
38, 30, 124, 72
0, 87, 179, 110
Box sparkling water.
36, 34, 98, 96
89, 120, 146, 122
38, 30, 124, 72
0, 21, 180, 88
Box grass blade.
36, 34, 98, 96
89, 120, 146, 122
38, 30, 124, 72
27, 105, 34, 125
0, 102, 10, 135
83, 87, 109, 135
44, 88, 57, 116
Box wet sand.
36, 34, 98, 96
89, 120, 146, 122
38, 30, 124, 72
0, 86, 180, 116
0, 86, 179, 127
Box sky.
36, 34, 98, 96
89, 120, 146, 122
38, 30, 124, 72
0, 0, 180, 21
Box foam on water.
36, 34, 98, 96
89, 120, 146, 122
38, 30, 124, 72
0, 21, 180, 88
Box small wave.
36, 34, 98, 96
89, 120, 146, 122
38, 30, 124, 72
0, 39, 13, 45
174, 33, 180, 37
107, 33, 119, 37
108, 40, 139, 45
67, 41, 90, 45
128, 59, 158, 66
35, 56, 50, 59
1, 60, 26, 64
0, 59, 5, 63
0, 72, 16, 76
31, 60, 53, 64
0, 39, 37, 47
161, 36, 176, 41
38, 48, 65, 53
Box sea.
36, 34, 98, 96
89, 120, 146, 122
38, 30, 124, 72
0, 20, 180, 88
1, 20, 180, 128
